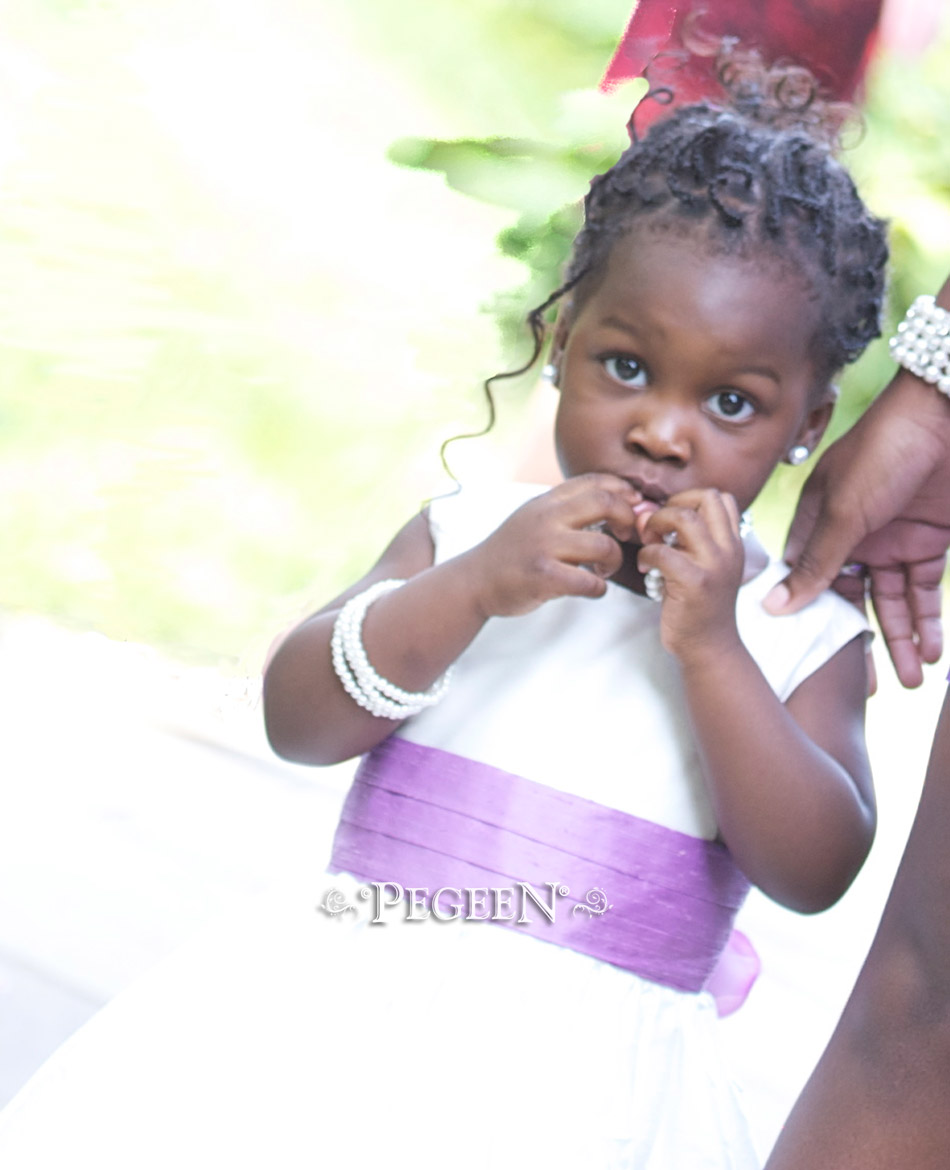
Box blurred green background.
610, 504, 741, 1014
1, 0, 948, 672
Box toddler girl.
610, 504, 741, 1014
0, 50, 886, 1170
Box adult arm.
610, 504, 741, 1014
764, 277, 950, 688
765, 685, 950, 1168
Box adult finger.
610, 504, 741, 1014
763, 498, 867, 616
831, 569, 869, 617
831, 570, 876, 696
865, 645, 879, 698
778, 469, 824, 566
907, 554, 946, 666
868, 565, 924, 689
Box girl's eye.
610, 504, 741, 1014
603, 355, 647, 386
706, 390, 755, 422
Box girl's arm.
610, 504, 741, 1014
639, 489, 874, 913
680, 631, 872, 913
264, 511, 465, 765
264, 474, 639, 766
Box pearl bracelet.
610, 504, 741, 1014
330, 579, 453, 720
889, 294, 950, 395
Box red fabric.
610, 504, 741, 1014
601, 0, 885, 127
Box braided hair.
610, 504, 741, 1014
534, 53, 888, 385
447, 50, 888, 471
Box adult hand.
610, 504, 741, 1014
764, 366, 950, 689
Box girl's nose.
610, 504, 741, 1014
625, 403, 691, 465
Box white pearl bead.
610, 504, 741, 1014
890, 295, 950, 397
331, 580, 453, 719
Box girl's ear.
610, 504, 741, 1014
785, 383, 836, 466
547, 300, 574, 385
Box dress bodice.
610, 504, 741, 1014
398, 483, 868, 839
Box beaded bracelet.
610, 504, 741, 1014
888, 295, 950, 395
330, 579, 453, 719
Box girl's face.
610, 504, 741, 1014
554, 226, 832, 528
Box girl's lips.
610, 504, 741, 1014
625, 476, 669, 505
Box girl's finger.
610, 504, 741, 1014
636, 545, 709, 607
557, 472, 640, 509
643, 503, 717, 557
643, 491, 738, 547
549, 562, 614, 600
566, 528, 624, 579
719, 491, 741, 535
666, 488, 740, 544
637, 541, 671, 579
698, 489, 740, 547
636, 541, 697, 582
554, 476, 639, 543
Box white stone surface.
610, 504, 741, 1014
0, 614, 354, 1101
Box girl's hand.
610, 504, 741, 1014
464, 473, 639, 618
637, 488, 745, 661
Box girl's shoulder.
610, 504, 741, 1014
426, 481, 548, 564
424, 483, 868, 703
737, 559, 869, 702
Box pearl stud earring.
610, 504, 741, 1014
787, 445, 810, 466
541, 362, 558, 384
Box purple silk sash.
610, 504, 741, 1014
329, 737, 750, 994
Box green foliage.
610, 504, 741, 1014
2, 0, 949, 665
328, 0, 631, 137
387, 135, 591, 355
0, 0, 523, 663
390, 20, 950, 444
387, 81, 645, 357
